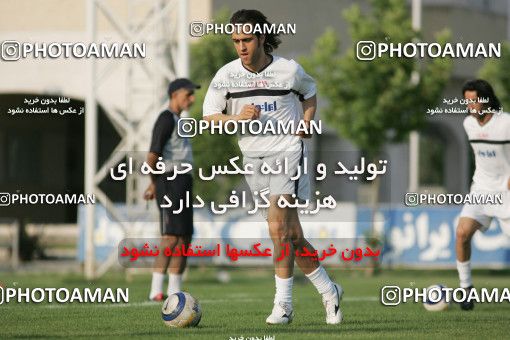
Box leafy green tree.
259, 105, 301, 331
479, 42, 510, 111
188, 9, 243, 202
300, 0, 453, 160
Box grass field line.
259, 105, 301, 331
25, 295, 379, 309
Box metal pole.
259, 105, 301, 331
409, 0, 421, 192
177, 0, 190, 118
85, 0, 98, 280
178, 0, 189, 77
412, 0, 422, 30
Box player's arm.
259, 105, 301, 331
299, 94, 317, 138
302, 94, 317, 121
143, 152, 159, 200
146, 152, 159, 184
295, 61, 317, 138
144, 115, 174, 200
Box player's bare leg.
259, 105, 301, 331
266, 194, 343, 325
153, 235, 178, 273
455, 217, 481, 310
149, 235, 180, 301
456, 217, 480, 262
167, 235, 191, 295
149, 235, 191, 301
266, 195, 296, 324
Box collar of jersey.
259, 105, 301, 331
241, 54, 274, 74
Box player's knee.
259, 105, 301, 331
268, 218, 285, 230
161, 234, 178, 247
182, 235, 192, 245
456, 225, 472, 244
275, 231, 292, 244
176, 235, 191, 245
290, 230, 304, 246
269, 221, 291, 242
162, 235, 175, 242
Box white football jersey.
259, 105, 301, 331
463, 112, 510, 192
203, 56, 316, 158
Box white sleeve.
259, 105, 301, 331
505, 115, 510, 191
203, 71, 228, 117
294, 63, 316, 100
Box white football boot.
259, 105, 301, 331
323, 283, 343, 324
266, 301, 294, 325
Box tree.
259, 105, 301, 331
479, 42, 510, 110
188, 9, 243, 202
300, 0, 452, 160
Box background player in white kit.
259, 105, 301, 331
456, 79, 510, 310
202, 9, 343, 325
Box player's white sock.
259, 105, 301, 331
457, 260, 473, 288
274, 275, 293, 305
149, 272, 165, 298
167, 273, 183, 295
306, 266, 335, 298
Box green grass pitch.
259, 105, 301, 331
1, 268, 509, 339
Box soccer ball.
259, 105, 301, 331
161, 292, 202, 327
423, 284, 450, 311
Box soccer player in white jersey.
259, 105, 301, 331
456, 79, 510, 310
202, 9, 343, 325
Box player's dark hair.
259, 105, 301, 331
230, 9, 281, 54
462, 79, 502, 111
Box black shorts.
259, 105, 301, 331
155, 173, 193, 236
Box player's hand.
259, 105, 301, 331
296, 120, 312, 139
144, 183, 156, 200
236, 105, 260, 121
507, 177, 510, 190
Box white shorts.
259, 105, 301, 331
460, 191, 510, 235
243, 140, 310, 208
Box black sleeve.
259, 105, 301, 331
149, 113, 175, 155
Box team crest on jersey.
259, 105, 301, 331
252, 100, 278, 112
477, 149, 496, 158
